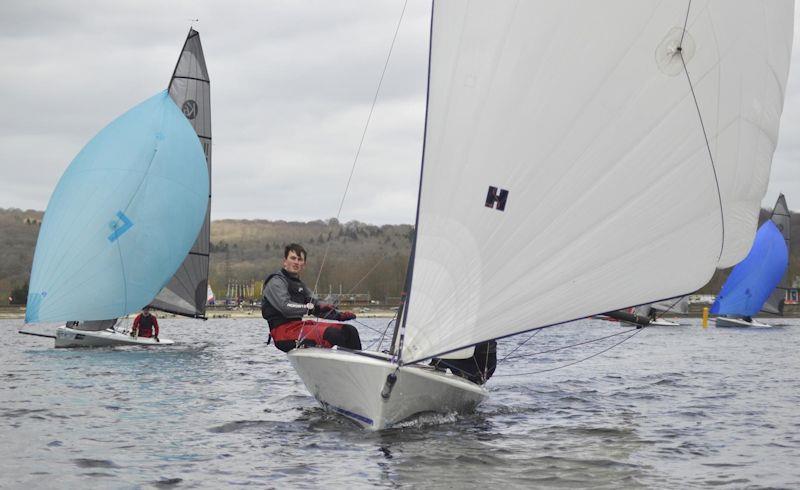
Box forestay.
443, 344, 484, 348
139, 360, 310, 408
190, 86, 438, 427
150, 28, 213, 318
763, 194, 791, 315
25, 91, 209, 323
400, 0, 793, 363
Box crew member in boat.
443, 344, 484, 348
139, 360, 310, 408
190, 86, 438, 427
430, 340, 497, 385
261, 243, 361, 353
131, 306, 159, 341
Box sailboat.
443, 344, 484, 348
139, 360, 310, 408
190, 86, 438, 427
712, 194, 791, 328
23, 28, 212, 348
601, 295, 690, 327
288, 1, 794, 430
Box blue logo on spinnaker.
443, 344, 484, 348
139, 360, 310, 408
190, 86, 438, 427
107, 211, 134, 242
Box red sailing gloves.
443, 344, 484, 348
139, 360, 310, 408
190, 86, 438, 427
312, 303, 356, 322
336, 310, 356, 321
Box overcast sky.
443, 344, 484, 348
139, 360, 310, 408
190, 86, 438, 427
1, 1, 800, 225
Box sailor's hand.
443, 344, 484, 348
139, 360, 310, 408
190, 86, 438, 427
305, 302, 314, 311
337, 310, 356, 321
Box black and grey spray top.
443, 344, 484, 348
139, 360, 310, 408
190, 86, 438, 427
261, 269, 319, 329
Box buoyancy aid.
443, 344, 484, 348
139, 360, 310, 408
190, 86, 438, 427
135, 314, 157, 337
261, 269, 311, 329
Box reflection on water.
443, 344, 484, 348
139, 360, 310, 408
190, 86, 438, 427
2, 317, 799, 487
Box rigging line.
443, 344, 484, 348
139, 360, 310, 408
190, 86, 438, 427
312, 0, 409, 294
351, 318, 388, 336
494, 327, 646, 377
500, 327, 641, 362
377, 317, 397, 351
498, 328, 543, 364
679, 0, 725, 262
343, 254, 387, 296
367, 317, 396, 351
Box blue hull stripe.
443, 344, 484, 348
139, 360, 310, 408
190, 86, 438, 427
323, 403, 374, 426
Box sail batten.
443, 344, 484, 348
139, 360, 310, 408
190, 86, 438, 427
400, 0, 793, 363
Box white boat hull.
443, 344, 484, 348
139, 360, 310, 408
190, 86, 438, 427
288, 347, 487, 431
649, 318, 682, 326
715, 317, 772, 328
54, 326, 174, 348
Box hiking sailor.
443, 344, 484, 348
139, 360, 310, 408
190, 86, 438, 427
262, 243, 361, 352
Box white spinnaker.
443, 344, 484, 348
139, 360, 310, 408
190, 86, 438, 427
400, 0, 793, 363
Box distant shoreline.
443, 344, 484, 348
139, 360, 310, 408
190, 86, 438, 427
0, 305, 398, 320
4, 305, 798, 321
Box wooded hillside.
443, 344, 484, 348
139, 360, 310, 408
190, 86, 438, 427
1, 206, 797, 305
0, 209, 412, 305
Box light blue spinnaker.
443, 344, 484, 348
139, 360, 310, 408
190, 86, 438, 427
710, 220, 789, 318
26, 90, 209, 323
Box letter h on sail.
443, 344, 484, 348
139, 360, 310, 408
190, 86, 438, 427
485, 186, 508, 211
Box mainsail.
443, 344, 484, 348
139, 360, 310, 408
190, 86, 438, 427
149, 28, 212, 318
398, 1, 793, 363
710, 220, 789, 317
763, 194, 791, 315
25, 91, 209, 323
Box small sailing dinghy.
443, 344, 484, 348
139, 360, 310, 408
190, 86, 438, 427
713, 195, 791, 328
54, 320, 176, 348
635, 297, 690, 327
288, 1, 794, 430
22, 29, 212, 348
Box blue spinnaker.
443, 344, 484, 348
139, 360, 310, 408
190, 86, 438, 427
26, 90, 209, 323
710, 220, 789, 317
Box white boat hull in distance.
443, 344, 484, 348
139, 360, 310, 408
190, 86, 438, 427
288, 347, 487, 431
715, 317, 772, 328
650, 318, 682, 327
54, 326, 175, 348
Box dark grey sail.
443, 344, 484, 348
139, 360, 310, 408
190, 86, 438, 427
763, 194, 790, 315
149, 28, 212, 318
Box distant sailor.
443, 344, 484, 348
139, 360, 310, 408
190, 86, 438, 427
262, 243, 361, 352
131, 306, 160, 341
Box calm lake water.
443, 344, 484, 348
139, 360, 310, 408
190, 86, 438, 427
1, 316, 799, 488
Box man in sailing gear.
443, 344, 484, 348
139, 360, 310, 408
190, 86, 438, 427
262, 243, 361, 353
430, 340, 497, 385
131, 306, 160, 341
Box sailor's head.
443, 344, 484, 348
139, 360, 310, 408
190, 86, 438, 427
283, 243, 307, 275
142, 306, 151, 315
